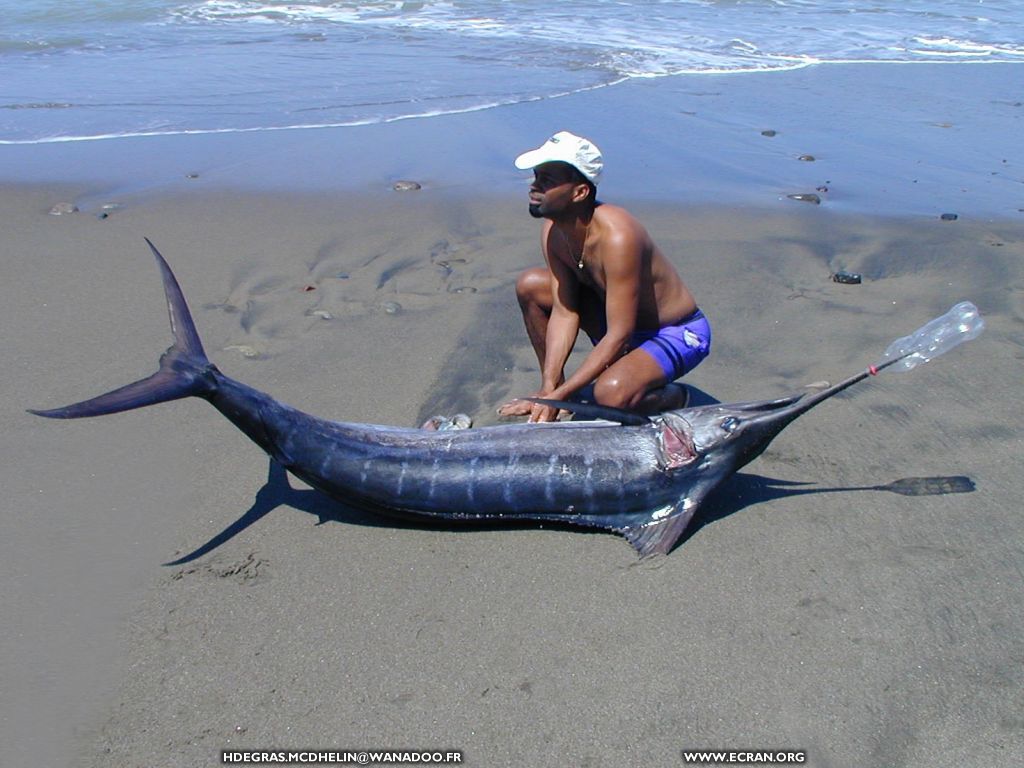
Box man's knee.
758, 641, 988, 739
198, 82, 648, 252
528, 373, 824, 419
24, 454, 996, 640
515, 267, 551, 306
593, 374, 642, 410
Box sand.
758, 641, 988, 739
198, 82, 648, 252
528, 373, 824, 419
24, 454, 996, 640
2, 63, 1023, 768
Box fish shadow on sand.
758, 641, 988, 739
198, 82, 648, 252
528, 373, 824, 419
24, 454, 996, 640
677, 473, 975, 548
164, 457, 974, 566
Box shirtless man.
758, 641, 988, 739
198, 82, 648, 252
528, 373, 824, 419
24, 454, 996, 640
498, 131, 711, 423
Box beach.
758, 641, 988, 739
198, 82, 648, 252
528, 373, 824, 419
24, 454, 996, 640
2, 60, 1024, 768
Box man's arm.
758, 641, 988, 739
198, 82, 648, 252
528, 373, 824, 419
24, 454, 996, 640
545, 228, 642, 401
539, 253, 582, 394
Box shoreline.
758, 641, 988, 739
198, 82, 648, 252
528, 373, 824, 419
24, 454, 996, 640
1, 62, 1021, 220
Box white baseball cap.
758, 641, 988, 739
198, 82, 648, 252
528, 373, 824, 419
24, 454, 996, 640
514, 131, 603, 184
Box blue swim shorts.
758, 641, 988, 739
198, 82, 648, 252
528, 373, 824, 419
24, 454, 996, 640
591, 309, 711, 382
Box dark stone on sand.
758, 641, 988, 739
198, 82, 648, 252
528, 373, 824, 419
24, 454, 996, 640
302, 284, 317, 292
832, 271, 862, 285
393, 180, 422, 191
185, 172, 200, 179
381, 301, 402, 314
816, 185, 829, 193
761, 130, 777, 137
787, 193, 821, 205
798, 155, 816, 162
940, 213, 959, 221
48, 202, 78, 216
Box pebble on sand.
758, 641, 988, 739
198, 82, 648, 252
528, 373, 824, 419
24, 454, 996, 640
940, 213, 959, 221
97, 202, 122, 220
832, 271, 862, 285
798, 155, 816, 162
787, 193, 821, 205
380, 301, 403, 314
48, 202, 78, 216
393, 180, 422, 191
761, 130, 777, 137
224, 344, 260, 358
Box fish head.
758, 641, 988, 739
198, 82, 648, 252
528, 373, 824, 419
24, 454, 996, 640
660, 393, 808, 475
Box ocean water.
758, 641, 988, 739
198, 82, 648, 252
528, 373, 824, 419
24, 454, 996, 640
2, 0, 1022, 144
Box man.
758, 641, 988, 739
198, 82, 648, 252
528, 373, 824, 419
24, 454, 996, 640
498, 131, 710, 423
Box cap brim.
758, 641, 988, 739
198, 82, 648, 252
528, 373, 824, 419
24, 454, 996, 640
514, 148, 554, 171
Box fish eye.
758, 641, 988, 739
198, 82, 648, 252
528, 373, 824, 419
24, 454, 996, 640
721, 417, 739, 432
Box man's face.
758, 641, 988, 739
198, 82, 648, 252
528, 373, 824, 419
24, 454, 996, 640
528, 162, 584, 219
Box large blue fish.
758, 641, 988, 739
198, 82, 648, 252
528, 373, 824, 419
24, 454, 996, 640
30, 242, 983, 556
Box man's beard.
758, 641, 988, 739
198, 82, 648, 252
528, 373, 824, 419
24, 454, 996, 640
528, 203, 543, 218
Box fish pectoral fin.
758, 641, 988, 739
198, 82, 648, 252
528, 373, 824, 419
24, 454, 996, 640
523, 397, 651, 426
618, 501, 699, 557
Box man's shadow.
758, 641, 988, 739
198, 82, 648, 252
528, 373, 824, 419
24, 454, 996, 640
164, 457, 973, 565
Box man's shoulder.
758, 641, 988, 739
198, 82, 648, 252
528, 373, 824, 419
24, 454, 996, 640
594, 201, 641, 224
593, 203, 647, 241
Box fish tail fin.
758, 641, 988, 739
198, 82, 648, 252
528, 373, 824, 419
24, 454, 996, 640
619, 504, 699, 557
28, 239, 216, 419
144, 237, 208, 361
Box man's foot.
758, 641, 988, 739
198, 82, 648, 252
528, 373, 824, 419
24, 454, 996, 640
496, 399, 533, 418
663, 382, 690, 410
636, 383, 690, 414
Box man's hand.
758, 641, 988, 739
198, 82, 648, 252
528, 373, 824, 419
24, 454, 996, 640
527, 399, 560, 423
496, 394, 566, 422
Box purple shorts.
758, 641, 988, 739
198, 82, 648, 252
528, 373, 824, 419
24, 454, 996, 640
591, 308, 711, 382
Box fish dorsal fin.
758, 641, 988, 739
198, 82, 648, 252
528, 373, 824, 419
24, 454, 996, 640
617, 499, 700, 557
524, 397, 651, 426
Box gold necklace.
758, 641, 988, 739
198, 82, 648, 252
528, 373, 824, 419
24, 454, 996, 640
559, 228, 586, 270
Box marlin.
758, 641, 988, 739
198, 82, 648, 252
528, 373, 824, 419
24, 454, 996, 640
30, 242, 984, 556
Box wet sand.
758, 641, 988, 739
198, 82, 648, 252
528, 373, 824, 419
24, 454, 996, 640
3, 62, 1024, 768
2, 63, 1021, 220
